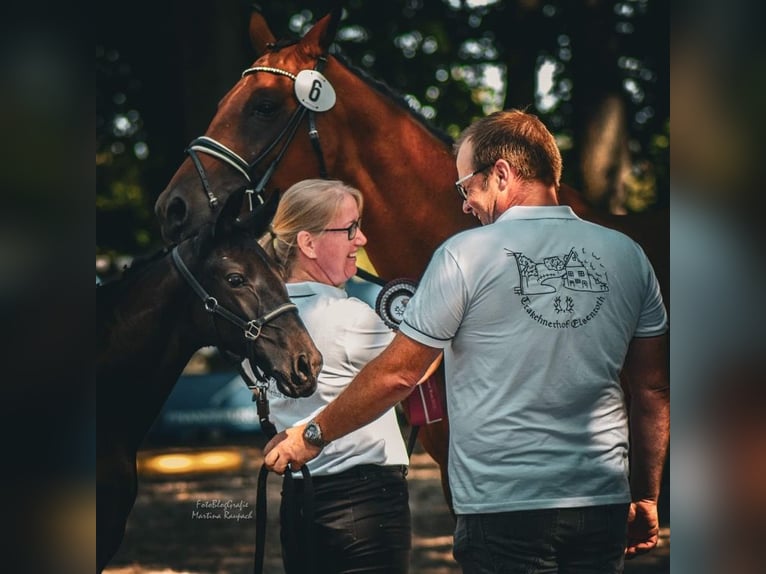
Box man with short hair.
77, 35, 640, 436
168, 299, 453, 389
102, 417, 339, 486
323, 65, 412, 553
265, 109, 669, 573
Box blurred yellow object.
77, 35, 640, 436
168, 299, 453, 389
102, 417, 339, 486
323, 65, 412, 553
357, 248, 377, 275
137, 449, 244, 475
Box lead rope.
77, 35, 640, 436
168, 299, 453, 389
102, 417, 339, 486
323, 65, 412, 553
237, 363, 316, 574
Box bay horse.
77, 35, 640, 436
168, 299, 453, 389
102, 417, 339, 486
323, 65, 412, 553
153, 6, 668, 511
97, 190, 322, 573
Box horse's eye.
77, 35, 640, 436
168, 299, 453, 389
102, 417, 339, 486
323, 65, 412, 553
252, 99, 279, 118
226, 273, 246, 287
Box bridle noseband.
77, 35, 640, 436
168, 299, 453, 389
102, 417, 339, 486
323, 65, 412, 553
181, 51, 331, 574
171, 246, 297, 346
185, 55, 330, 212
174, 241, 318, 574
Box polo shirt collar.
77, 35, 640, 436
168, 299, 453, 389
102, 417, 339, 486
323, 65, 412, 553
287, 281, 348, 299
496, 205, 579, 223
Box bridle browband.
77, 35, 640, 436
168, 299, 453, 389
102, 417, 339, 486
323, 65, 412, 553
171, 246, 297, 344
182, 50, 330, 574
185, 55, 330, 212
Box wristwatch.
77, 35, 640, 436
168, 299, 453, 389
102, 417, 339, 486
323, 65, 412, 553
303, 419, 327, 448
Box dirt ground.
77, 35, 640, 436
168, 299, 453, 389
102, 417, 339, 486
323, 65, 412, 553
104, 439, 669, 574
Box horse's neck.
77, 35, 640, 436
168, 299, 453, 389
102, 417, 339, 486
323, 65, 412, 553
97, 263, 201, 450
333, 82, 476, 280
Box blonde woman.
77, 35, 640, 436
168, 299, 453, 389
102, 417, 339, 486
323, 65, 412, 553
258, 179, 410, 574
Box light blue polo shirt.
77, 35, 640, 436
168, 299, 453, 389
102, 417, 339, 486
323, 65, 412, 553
400, 206, 667, 514
268, 281, 409, 476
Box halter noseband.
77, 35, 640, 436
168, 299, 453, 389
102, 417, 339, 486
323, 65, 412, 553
171, 246, 297, 344
185, 56, 330, 212
183, 49, 329, 574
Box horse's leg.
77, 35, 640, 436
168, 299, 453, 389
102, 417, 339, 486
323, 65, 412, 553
96, 448, 138, 573
416, 417, 454, 517
409, 363, 455, 517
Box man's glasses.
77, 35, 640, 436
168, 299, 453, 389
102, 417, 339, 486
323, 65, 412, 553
455, 162, 494, 200
323, 219, 361, 240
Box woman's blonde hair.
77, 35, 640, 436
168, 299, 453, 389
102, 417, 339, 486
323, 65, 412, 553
259, 179, 364, 278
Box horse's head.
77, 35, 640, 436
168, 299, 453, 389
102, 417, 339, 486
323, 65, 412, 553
155, 5, 473, 281
183, 190, 322, 397
155, 6, 343, 244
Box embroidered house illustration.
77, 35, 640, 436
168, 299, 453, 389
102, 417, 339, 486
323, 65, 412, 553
563, 248, 608, 292
507, 247, 609, 295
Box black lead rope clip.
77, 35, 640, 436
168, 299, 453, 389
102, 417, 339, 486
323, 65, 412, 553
236, 363, 277, 439
253, 378, 277, 440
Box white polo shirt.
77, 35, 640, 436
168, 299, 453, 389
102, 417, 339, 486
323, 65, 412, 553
268, 281, 409, 476
400, 206, 668, 514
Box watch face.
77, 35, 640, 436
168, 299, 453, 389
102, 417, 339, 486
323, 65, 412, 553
304, 421, 323, 446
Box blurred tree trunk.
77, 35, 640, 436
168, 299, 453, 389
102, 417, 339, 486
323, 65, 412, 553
569, 0, 631, 213
175, 0, 252, 142
500, 0, 545, 110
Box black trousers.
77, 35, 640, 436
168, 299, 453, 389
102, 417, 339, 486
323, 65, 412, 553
280, 464, 411, 574
454, 504, 630, 574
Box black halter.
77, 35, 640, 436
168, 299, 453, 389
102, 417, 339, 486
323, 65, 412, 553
171, 245, 297, 349
172, 244, 315, 574
181, 57, 331, 574
185, 56, 330, 212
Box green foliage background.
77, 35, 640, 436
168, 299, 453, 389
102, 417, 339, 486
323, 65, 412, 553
96, 0, 668, 266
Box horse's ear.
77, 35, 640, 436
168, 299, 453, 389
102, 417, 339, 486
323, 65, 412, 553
249, 5, 276, 57
213, 188, 247, 239
234, 190, 281, 237
301, 4, 343, 54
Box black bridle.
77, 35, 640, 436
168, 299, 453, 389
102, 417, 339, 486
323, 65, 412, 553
172, 244, 315, 574
185, 56, 330, 212
171, 245, 297, 351
181, 53, 336, 574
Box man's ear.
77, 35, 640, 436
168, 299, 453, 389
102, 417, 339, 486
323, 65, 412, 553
495, 159, 514, 189
295, 230, 317, 259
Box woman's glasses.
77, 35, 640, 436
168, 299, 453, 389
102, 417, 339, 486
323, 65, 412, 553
323, 219, 361, 240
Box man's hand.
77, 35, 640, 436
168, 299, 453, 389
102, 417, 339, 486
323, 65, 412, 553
625, 499, 660, 559
263, 424, 321, 474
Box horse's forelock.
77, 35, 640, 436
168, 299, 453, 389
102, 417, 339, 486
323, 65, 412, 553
271, 37, 300, 51
252, 25, 453, 147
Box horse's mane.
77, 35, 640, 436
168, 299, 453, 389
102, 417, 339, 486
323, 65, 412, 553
331, 48, 455, 147
96, 245, 173, 312
96, 220, 213, 311
96, 218, 267, 313
266, 37, 454, 148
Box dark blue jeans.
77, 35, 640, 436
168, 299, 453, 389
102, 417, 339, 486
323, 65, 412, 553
453, 504, 630, 574
280, 464, 411, 574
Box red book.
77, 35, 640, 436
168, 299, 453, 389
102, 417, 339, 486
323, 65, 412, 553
403, 375, 444, 426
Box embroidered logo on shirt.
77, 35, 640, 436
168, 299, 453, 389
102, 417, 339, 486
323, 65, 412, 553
506, 247, 609, 329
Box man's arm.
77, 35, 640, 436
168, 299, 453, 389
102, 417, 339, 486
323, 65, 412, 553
263, 332, 441, 474
624, 333, 670, 558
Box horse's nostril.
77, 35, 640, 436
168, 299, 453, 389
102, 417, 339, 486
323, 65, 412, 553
296, 354, 312, 382
166, 196, 188, 225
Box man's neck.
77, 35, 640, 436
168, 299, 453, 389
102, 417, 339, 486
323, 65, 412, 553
498, 183, 559, 216
517, 181, 559, 206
